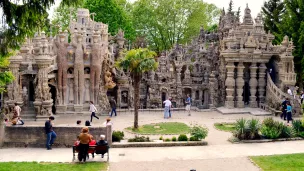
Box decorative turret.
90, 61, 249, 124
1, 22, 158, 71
242, 4, 253, 25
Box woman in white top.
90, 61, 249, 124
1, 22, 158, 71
89, 101, 99, 122
163, 98, 171, 119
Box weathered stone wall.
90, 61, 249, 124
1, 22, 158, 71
0, 123, 4, 147
2, 125, 112, 148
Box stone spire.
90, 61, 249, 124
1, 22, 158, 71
242, 4, 253, 25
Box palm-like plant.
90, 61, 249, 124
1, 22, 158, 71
116, 48, 158, 129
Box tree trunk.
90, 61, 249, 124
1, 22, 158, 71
133, 74, 141, 129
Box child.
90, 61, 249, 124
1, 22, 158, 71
286, 102, 293, 123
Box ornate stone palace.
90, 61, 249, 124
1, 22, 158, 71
2, 6, 299, 119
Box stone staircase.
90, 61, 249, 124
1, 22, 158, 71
21, 106, 36, 121
263, 73, 302, 116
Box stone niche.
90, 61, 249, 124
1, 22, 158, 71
2, 125, 112, 147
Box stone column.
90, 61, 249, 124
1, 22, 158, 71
225, 62, 235, 108
258, 63, 267, 103
209, 72, 216, 109
236, 62, 245, 108
8, 55, 23, 106
34, 55, 53, 120
117, 87, 121, 108
249, 62, 258, 107
199, 90, 203, 106
176, 67, 182, 84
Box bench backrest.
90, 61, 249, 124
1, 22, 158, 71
95, 145, 108, 154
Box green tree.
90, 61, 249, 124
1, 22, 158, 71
261, 0, 285, 44
84, 0, 136, 41
116, 48, 158, 129
228, 0, 234, 14
131, 0, 220, 53
276, 0, 304, 88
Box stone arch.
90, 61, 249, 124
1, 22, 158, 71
84, 67, 90, 74
202, 88, 210, 109
267, 55, 280, 86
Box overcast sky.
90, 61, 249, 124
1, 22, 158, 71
48, 0, 265, 19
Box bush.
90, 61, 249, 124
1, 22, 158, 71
190, 125, 208, 140
172, 136, 177, 141
165, 138, 171, 142
261, 126, 281, 139
247, 118, 260, 139
128, 136, 150, 142
260, 118, 292, 139
189, 136, 198, 141
178, 134, 188, 141
234, 118, 248, 140
292, 120, 304, 135
112, 131, 124, 142
159, 136, 163, 140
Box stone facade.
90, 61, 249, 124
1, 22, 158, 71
2, 6, 298, 118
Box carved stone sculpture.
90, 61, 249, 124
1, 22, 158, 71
55, 30, 69, 105
72, 32, 85, 104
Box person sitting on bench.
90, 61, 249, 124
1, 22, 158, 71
96, 135, 108, 158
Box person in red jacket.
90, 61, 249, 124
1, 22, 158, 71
87, 136, 97, 157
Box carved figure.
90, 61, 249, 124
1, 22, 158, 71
69, 79, 74, 104
85, 79, 90, 103
90, 32, 104, 103
54, 30, 69, 105
105, 71, 116, 89
72, 32, 85, 104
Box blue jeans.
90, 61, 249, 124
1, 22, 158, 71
46, 131, 57, 149
164, 106, 170, 118
110, 108, 117, 116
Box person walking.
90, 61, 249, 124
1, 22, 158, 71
78, 127, 92, 163
45, 116, 57, 150
110, 98, 117, 117
163, 97, 171, 119
185, 94, 191, 116
286, 102, 293, 124
89, 101, 99, 122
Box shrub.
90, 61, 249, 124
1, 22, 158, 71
159, 136, 163, 140
189, 136, 198, 141
262, 117, 276, 128
247, 118, 260, 139
172, 136, 177, 141
261, 126, 281, 139
112, 131, 124, 142
128, 136, 150, 142
190, 125, 208, 140
292, 120, 304, 135
178, 134, 188, 141
165, 138, 171, 142
234, 118, 247, 140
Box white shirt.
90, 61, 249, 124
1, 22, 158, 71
89, 104, 97, 112
287, 89, 293, 96
14, 106, 21, 116
163, 100, 172, 107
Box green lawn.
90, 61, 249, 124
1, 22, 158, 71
126, 122, 190, 134
251, 153, 304, 171
0, 162, 107, 171
214, 123, 236, 132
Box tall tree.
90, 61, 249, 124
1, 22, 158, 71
116, 48, 158, 129
228, 0, 234, 14
275, 0, 304, 88
131, 0, 220, 53
84, 0, 136, 41
261, 0, 285, 44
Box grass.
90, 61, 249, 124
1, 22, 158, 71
0, 162, 108, 171
251, 153, 304, 171
126, 122, 190, 134
214, 123, 236, 132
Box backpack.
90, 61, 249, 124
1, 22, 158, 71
85, 120, 91, 126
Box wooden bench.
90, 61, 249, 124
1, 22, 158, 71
72, 145, 109, 162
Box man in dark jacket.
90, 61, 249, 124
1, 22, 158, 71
110, 98, 117, 117
281, 98, 289, 120
45, 116, 57, 150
